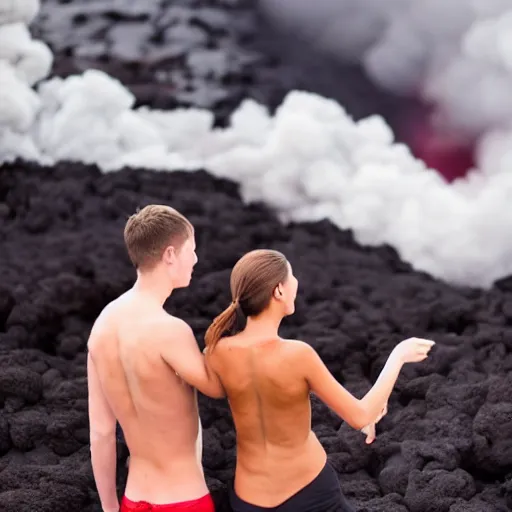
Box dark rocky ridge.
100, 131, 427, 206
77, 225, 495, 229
1, 160, 512, 511
1, 1, 509, 510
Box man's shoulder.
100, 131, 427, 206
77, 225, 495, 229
93, 296, 126, 326
158, 312, 191, 331
104, 290, 131, 311
87, 302, 119, 352
149, 313, 194, 346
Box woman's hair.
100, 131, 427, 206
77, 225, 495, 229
204, 249, 289, 351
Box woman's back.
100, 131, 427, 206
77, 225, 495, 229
209, 334, 327, 506
205, 249, 434, 512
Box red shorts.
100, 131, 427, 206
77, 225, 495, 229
120, 493, 215, 511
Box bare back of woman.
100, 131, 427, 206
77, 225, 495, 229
208, 334, 326, 506
204, 249, 435, 512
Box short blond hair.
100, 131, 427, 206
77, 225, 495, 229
124, 205, 193, 271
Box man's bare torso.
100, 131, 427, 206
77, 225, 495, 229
208, 335, 327, 507
88, 290, 207, 504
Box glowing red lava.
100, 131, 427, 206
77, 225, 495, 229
402, 111, 476, 183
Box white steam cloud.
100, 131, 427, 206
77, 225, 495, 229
2, 0, 512, 290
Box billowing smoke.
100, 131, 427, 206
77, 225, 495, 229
259, 0, 512, 169
2, 0, 512, 290
0, 0, 52, 161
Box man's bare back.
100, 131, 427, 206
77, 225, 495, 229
87, 205, 224, 511
88, 290, 213, 505
207, 334, 327, 507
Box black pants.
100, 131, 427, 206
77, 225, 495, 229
116, 422, 126, 443
229, 462, 356, 512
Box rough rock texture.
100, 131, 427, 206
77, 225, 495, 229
1, 160, 511, 511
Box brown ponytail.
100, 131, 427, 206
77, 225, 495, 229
205, 249, 290, 352
204, 299, 239, 352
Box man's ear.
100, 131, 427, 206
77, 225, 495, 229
163, 245, 176, 265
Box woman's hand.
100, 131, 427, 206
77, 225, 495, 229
392, 337, 435, 364
360, 402, 388, 444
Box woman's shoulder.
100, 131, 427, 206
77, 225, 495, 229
280, 339, 317, 361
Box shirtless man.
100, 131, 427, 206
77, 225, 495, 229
203, 249, 435, 512
87, 205, 224, 512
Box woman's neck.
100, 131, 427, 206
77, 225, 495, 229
244, 312, 282, 338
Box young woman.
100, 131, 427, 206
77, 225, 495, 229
204, 249, 435, 512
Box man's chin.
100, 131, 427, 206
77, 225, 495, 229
176, 277, 192, 289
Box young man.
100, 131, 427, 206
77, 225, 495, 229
87, 205, 224, 512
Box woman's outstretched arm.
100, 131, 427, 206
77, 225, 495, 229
296, 337, 434, 430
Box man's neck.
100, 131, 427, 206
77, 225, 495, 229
132, 271, 173, 307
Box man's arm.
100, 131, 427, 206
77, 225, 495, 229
159, 317, 225, 399
87, 351, 119, 512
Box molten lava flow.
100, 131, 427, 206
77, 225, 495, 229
402, 110, 476, 183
